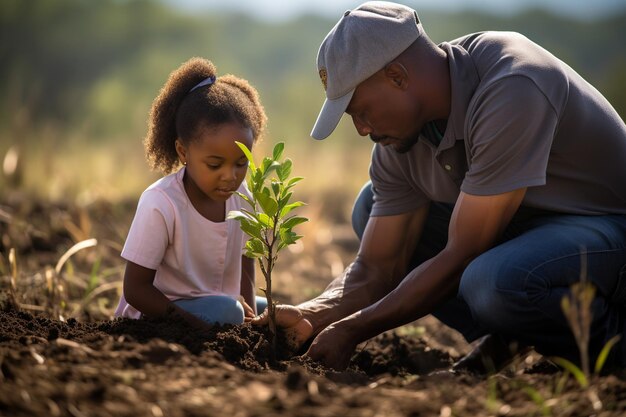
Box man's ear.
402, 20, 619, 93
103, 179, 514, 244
384, 62, 409, 90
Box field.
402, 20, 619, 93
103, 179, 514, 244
2, 189, 626, 417
2, 0, 626, 415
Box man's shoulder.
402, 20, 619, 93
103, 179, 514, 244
451, 31, 565, 75
449, 31, 532, 50
451, 31, 570, 111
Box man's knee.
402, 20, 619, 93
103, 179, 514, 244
458, 256, 525, 332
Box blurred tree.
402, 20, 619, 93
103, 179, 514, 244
0, 0, 202, 131
0, 0, 623, 144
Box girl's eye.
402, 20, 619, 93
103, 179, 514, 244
237, 161, 249, 167
207, 164, 221, 169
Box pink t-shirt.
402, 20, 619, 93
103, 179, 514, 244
114, 168, 250, 319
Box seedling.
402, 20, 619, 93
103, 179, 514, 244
560, 278, 595, 379
552, 255, 621, 389
227, 142, 308, 349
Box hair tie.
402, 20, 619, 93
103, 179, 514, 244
189, 75, 216, 93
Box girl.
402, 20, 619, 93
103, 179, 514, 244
115, 57, 267, 329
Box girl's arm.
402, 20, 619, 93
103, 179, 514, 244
240, 256, 256, 316
123, 261, 212, 330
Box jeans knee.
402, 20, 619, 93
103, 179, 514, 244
217, 302, 245, 325
459, 257, 521, 332
175, 296, 245, 325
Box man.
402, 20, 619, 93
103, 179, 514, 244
254, 1, 626, 373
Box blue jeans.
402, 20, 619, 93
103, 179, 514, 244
174, 295, 268, 325
352, 182, 626, 366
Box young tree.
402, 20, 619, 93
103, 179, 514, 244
227, 142, 308, 349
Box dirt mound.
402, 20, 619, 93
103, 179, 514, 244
2, 308, 626, 417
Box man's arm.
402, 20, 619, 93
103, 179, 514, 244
297, 203, 430, 335
306, 188, 526, 369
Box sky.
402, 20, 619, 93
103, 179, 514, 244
165, 0, 626, 21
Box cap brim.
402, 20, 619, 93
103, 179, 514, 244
310, 90, 354, 140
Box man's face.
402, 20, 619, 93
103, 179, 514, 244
345, 71, 423, 154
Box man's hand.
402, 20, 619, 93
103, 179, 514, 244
251, 304, 314, 351
305, 321, 358, 370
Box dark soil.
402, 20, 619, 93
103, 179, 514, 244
3, 305, 626, 417
2, 194, 626, 416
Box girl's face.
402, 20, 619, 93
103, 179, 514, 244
176, 122, 254, 203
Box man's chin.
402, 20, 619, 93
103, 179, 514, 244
394, 136, 419, 154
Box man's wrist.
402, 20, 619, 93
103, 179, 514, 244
335, 312, 366, 345
296, 302, 325, 336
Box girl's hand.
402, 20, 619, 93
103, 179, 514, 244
238, 296, 256, 321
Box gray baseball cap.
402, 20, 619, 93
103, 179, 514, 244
310, 1, 423, 140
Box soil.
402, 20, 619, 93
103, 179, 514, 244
2, 193, 626, 416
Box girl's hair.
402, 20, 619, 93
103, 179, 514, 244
144, 57, 267, 174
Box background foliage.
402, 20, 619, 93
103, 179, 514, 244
1, 0, 625, 204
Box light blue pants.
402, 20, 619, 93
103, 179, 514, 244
352, 181, 626, 367
174, 295, 268, 325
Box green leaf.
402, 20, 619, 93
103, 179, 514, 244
266, 161, 281, 178
240, 208, 259, 220
252, 169, 263, 193
278, 192, 292, 209
255, 189, 278, 217
280, 229, 302, 245
235, 141, 255, 171
261, 158, 280, 179
287, 176, 304, 187
594, 334, 621, 374
276, 159, 292, 181
272, 142, 285, 161
257, 213, 274, 228
239, 218, 264, 241
260, 157, 272, 174
233, 191, 254, 209
271, 181, 281, 198
281, 216, 308, 230
228, 210, 264, 240
277, 231, 303, 250
283, 177, 304, 195
226, 210, 252, 221
550, 357, 589, 388
280, 201, 305, 217
245, 238, 266, 258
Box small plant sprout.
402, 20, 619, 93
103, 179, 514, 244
227, 141, 308, 348
553, 253, 622, 391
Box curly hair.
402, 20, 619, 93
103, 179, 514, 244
144, 57, 267, 174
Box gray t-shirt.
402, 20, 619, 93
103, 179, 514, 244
370, 31, 626, 216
